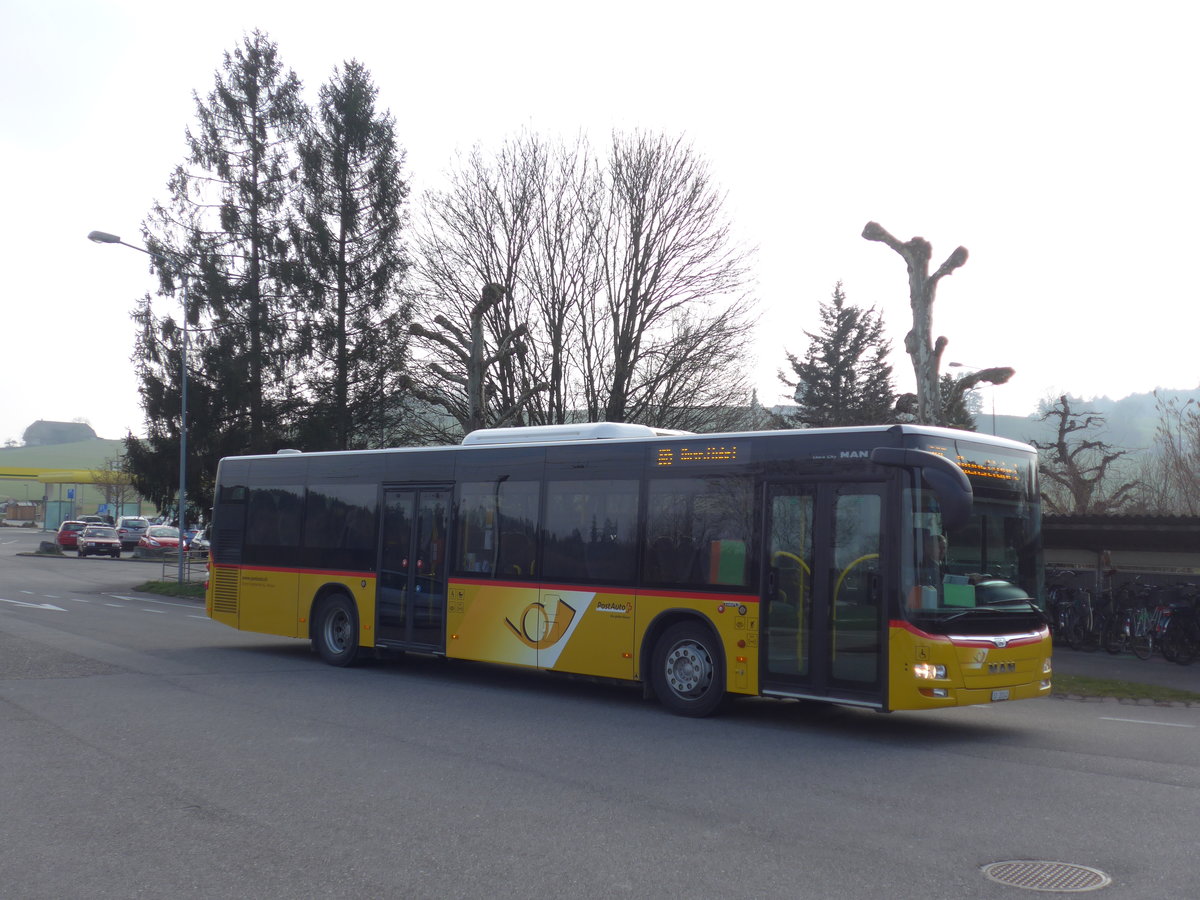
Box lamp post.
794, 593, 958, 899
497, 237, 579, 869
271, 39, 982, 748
88, 230, 189, 583
948, 361, 996, 435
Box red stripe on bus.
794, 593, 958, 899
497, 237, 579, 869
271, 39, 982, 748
448, 577, 759, 604
216, 563, 375, 579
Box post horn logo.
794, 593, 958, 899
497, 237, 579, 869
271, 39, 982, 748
506, 598, 577, 649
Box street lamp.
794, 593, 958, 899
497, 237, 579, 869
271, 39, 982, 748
948, 361, 996, 435
88, 230, 190, 583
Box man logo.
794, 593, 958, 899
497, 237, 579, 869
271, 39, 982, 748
993, 637, 1009, 648
988, 662, 1016, 674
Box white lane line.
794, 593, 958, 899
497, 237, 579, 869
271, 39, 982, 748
0, 597, 68, 611
187, 615, 215, 620
104, 603, 124, 608
70, 598, 90, 603
1099, 716, 1194, 728
108, 594, 199, 610
142, 608, 167, 614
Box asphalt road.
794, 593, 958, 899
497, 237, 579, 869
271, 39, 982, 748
2, 527, 1198, 899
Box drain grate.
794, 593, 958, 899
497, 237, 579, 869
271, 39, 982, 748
982, 860, 1112, 892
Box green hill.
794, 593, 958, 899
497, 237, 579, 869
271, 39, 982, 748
0, 439, 126, 471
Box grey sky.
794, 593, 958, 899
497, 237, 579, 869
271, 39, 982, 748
2, 0, 1196, 444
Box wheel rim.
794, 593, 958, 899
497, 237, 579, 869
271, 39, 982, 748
324, 608, 351, 653
664, 639, 713, 699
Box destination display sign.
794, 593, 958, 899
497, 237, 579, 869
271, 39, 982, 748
655, 444, 741, 467
922, 441, 1028, 489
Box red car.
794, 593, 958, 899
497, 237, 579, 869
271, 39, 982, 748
78, 526, 123, 559
56, 520, 88, 550
137, 525, 182, 555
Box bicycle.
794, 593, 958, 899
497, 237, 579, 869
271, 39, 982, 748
1130, 603, 1157, 661
1067, 590, 1101, 652
1160, 589, 1199, 666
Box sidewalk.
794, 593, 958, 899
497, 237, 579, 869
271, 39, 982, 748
1052, 645, 1200, 694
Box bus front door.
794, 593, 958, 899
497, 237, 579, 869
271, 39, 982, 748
762, 482, 886, 706
377, 486, 450, 649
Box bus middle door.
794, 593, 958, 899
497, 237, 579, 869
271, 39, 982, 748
377, 486, 450, 650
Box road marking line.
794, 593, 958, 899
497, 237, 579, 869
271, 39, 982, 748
1099, 716, 1194, 728
104, 603, 124, 608
0, 597, 68, 611
142, 608, 167, 614
109, 594, 199, 610
71, 598, 90, 603
187, 615, 215, 620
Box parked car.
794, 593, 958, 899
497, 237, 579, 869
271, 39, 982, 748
78, 526, 122, 558
187, 527, 210, 556
78, 515, 107, 526
116, 516, 150, 550
56, 520, 88, 550
137, 525, 182, 555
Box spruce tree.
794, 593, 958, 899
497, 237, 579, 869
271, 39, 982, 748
130, 31, 305, 513
291, 60, 411, 450
778, 282, 896, 428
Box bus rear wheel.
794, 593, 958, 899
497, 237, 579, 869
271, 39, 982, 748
314, 594, 359, 667
651, 621, 725, 717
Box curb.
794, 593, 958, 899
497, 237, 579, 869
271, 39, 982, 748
1053, 694, 1200, 708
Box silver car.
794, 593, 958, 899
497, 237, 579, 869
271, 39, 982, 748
115, 516, 150, 550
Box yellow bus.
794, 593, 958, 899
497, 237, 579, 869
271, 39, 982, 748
206, 423, 1051, 716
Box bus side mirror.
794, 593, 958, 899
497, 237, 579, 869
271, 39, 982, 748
870, 447, 973, 531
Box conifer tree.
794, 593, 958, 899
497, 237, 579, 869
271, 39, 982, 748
129, 31, 304, 513
291, 60, 411, 450
778, 282, 895, 428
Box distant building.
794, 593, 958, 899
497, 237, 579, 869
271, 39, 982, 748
3, 500, 39, 521
21, 420, 99, 446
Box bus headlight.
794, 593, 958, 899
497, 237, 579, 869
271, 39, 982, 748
913, 663, 946, 680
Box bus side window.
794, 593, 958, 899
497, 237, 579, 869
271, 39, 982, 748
643, 476, 752, 588
542, 480, 638, 584
456, 479, 541, 579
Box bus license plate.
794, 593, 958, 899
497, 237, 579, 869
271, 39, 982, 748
991, 689, 1010, 702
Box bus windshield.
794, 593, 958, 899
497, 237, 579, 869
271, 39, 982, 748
902, 443, 1044, 635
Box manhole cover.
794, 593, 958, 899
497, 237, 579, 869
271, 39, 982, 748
982, 860, 1111, 892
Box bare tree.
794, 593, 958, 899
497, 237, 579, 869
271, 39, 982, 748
589, 131, 756, 428
411, 130, 757, 436
1032, 395, 1141, 514
407, 283, 543, 435
89, 458, 138, 519
861, 222, 968, 425
1132, 392, 1200, 514
411, 135, 547, 435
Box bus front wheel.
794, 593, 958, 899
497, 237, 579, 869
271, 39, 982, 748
651, 621, 726, 717
314, 594, 359, 667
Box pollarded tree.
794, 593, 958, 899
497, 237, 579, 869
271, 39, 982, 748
861, 222, 967, 426
778, 282, 895, 428
411, 132, 557, 435
407, 283, 545, 437
290, 60, 412, 450
1032, 395, 1141, 515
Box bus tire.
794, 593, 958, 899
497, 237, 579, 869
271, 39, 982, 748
313, 594, 359, 667
650, 621, 725, 717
